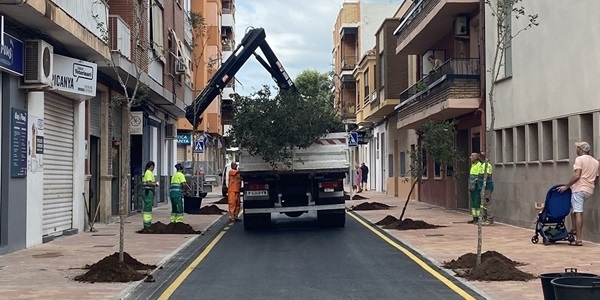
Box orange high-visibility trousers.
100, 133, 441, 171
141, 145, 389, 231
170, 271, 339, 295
228, 191, 241, 217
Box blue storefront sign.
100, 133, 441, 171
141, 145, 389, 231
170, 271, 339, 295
177, 133, 192, 146
0, 32, 23, 76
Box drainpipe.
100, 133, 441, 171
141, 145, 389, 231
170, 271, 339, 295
0, 0, 27, 5
478, 0, 486, 153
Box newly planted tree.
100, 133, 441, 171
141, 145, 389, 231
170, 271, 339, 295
92, 0, 165, 263
476, 0, 539, 266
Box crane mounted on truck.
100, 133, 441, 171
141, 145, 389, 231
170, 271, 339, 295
185, 28, 349, 230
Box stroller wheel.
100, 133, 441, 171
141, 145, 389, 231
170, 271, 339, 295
531, 236, 539, 244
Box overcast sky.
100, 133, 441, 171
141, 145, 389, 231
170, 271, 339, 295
233, 0, 399, 95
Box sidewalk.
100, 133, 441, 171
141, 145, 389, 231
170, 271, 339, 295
348, 190, 600, 300
0, 193, 226, 300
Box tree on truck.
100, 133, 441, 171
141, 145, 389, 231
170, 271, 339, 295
185, 28, 349, 230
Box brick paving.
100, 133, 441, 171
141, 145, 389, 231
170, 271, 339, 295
348, 190, 600, 300
2, 190, 598, 300
0, 194, 226, 300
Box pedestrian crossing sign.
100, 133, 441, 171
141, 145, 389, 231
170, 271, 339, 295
348, 131, 358, 147
193, 140, 204, 153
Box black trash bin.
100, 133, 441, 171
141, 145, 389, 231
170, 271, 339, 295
540, 268, 598, 300
184, 195, 203, 213
551, 276, 600, 300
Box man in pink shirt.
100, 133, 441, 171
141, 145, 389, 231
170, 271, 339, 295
558, 141, 599, 246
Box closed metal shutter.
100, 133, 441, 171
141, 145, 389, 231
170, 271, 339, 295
177, 145, 186, 162
112, 102, 122, 140
43, 93, 75, 235
90, 96, 101, 137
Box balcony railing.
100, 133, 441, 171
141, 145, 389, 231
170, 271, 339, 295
52, 0, 108, 41
223, 8, 233, 14
341, 56, 357, 71
400, 58, 480, 102
222, 43, 233, 51
109, 15, 131, 60
394, 0, 438, 39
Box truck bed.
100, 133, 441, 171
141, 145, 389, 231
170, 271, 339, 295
239, 132, 349, 173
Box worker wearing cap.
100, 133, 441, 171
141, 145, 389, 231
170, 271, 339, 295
141, 161, 157, 229
557, 141, 599, 246
227, 162, 242, 222
479, 152, 494, 225
170, 163, 190, 223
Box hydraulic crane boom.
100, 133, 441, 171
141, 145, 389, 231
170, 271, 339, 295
185, 28, 297, 127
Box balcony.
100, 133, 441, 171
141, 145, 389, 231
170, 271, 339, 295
396, 58, 481, 129
339, 56, 357, 82
222, 9, 235, 28
394, 0, 479, 54
109, 15, 131, 60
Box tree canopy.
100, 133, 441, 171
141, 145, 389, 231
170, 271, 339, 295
229, 70, 344, 167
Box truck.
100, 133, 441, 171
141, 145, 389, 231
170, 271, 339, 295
185, 28, 349, 229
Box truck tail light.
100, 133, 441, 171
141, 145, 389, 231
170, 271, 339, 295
319, 180, 342, 190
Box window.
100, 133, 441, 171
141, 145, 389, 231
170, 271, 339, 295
399, 151, 406, 176
150, 0, 165, 58
494, 130, 503, 164
542, 120, 553, 161
379, 53, 385, 89
504, 128, 514, 163
528, 123, 539, 161
557, 118, 568, 160
580, 114, 593, 154
434, 161, 442, 178
516, 126, 525, 162
388, 154, 394, 178
500, 0, 512, 77
364, 69, 369, 100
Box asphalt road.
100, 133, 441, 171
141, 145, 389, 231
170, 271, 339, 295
131, 212, 482, 300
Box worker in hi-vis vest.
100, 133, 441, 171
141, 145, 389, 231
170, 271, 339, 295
141, 161, 158, 229
468, 153, 482, 224
170, 163, 190, 223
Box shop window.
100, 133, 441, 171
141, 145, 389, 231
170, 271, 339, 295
434, 161, 442, 179
542, 120, 553, 161
557, 118, 568, 160
580, 114, 593, 154
528, 123, 539, 161
516, 126, 525, 162
504, 128, 514, 163
494, 130, 503, 164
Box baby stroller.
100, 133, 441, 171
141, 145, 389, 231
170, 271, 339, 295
531, 185, 575, 245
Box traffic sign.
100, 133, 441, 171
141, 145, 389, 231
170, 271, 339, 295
348, 131, 358, 147
193, 140, 204, 153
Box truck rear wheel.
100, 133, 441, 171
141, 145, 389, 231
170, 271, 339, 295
243, 213, 271, 230
317, 209, 345, 228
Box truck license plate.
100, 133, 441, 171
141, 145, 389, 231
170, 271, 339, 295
247, 190, 268, 196
324, 188, 334, 192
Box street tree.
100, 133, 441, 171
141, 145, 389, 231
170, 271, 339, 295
92, 0, 164, 262
399, 120, 463, 221
229, 70, 343, 167
476, 0, 539, 266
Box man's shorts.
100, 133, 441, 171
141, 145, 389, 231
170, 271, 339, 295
571, 191, 592, 213
361, 177, 367, 183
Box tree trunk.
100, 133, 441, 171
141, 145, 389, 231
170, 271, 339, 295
399, 179, 419, 221
118, 104, 132, 263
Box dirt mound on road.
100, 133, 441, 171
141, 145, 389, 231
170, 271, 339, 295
212, 197, 228, 204
350, 202, 392, 210
343, 193, 368, 200
444, 251, 525, 269
382, 218, 444, 230
187, 205, 226, 215
461, 257, 535, 281
136, 221, 201, 234
375, 215, 399, 226
75, 252, 154, 283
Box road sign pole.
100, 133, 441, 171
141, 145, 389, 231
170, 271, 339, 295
350, 148, 354, 201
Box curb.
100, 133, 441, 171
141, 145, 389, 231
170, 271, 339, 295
112, 215, 225, 300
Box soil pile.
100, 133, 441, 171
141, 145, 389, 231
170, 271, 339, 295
383, 218, 443, 230
444, 251, 524, 269
462, 257, 536, 281
136, 221, 201, 234
187, 205, 226, 215
212, 197, 228, 204
75, 252, 154, 283
375, 215, 399, 226
343, 193, 368, 200
351, 202, 393, 211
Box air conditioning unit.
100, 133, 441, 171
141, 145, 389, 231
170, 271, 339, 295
165, 123, 177, 139
454, 16, 469, 37
175, 57, 187, 74
24, 40, 53, 86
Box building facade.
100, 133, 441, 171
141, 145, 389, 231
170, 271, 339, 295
0, 0, 188, 255
486, 0, 600, 241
